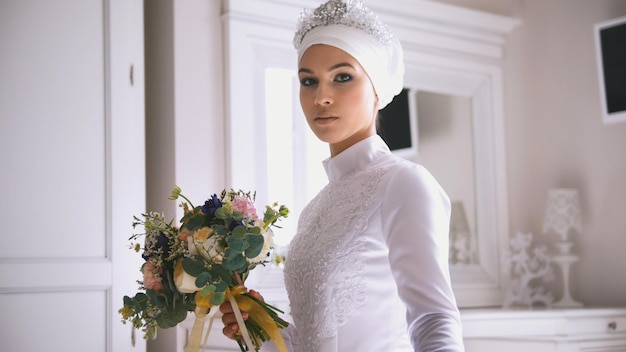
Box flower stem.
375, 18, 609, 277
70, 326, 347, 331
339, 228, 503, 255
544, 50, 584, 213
180, 194, 195, 209
235, 272, 244, 286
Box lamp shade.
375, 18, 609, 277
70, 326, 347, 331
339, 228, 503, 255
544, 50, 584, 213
542, 188, 583, 241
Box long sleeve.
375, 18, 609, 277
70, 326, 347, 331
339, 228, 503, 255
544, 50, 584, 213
381, 163, 465, 351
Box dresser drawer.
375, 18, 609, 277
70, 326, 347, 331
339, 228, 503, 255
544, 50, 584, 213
461, 308, 626, 338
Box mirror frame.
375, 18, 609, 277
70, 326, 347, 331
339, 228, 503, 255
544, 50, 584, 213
223, 0, 520, 307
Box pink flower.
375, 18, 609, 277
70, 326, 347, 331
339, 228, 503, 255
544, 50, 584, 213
232, 195, 258, 220
179, 227, 191, 242
143, 259, 164, 292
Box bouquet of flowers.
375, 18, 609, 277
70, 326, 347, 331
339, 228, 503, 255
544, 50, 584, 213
119, 186, 290, 352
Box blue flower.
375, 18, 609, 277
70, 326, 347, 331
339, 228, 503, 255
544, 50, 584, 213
142, 231, 170, 260
201, 194, 222, 218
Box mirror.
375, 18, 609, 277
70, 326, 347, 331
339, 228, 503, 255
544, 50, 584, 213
414, 91, 478, 266
223, 0, 519, 307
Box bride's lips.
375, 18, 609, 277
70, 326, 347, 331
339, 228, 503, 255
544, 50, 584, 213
314, 115, 338, 124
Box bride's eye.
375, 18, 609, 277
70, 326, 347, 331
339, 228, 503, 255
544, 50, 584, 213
300, 77, 317, 87
335, 73, 352, 83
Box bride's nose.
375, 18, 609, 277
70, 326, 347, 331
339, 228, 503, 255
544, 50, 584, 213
314, 84, 333, 106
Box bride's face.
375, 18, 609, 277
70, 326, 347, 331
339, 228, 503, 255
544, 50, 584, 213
298, 44, 379, 156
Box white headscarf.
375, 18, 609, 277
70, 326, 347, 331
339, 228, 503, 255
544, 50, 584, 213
296, 24, 404, 110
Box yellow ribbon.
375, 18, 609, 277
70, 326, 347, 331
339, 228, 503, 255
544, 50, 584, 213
227, 286, 288, 352
185, 293, 215, 352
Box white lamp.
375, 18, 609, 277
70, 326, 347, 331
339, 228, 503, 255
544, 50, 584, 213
542, 188, 584, 307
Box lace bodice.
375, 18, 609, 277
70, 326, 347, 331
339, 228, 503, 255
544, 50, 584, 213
284, 164, 385, 350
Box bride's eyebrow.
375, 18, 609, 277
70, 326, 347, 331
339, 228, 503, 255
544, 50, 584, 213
298, 62, 356, 74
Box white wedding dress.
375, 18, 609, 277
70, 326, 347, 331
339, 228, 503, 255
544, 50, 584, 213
262, 135, 464, 352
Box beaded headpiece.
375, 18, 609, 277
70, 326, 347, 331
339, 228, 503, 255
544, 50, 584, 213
293, 0, 395, 49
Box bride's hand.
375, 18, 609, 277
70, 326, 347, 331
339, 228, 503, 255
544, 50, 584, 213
220, 290, 264, 340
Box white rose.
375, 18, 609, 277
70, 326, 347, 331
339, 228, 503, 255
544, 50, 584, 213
187, 227, 225, 264
202, 235, 225, 264
174, 259, 200, 293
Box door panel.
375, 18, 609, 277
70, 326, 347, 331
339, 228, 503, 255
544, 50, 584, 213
0, 0, 106, 259
1, 290, 107, 351
0, 0, 145, 350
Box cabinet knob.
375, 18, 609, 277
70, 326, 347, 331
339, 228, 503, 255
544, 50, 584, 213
608, 321, 617, 331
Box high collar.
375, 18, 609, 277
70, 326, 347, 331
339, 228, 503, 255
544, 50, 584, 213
322, 135, 391, 182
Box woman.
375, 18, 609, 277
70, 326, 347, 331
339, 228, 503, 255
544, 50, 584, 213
222, 0, 465, 350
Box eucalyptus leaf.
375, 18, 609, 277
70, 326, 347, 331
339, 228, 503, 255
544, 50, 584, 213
232, 225, 246, 239
182, 256, 205, 276
227, 237, 244, 252
223, 253, 247, 272
156, 307, 187, 328
215, 281, 227, 292
247, 233, 264, 247
232, 211, 243, 222
210, 292, 225, 306
146, 289, 159, 306
224, 247, 241, 260
215, 207, 227, 219
132, 293, 149, 310
211, 265, 233, 285
200, 284, 216, 296
245, 245, 263, 259
213, 225, 228, 236
244, 234, 265, 258
184, 215, 204, 231
195, 272, 212, 287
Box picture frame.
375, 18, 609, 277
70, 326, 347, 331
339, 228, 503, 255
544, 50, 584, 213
594, 15, 626, 124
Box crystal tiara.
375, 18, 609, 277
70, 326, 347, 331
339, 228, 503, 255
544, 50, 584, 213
293, 0, 395, 49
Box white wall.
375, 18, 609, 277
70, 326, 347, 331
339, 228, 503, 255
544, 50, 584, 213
511, 0, 626, 307
437, 0, 626, 306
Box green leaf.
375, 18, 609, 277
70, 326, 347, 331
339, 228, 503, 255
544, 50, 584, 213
244, 234, 265, 258
131, 293, 149, 311
215, 207, 227, 219
123, 295, 133, 305
146, 289, 159, 306
248, 226, 261, 235
182, 256, 205, 276
245, 246, 263, 259
224, 247, 241, 260
213, 225, 229, 236
227, 237, 244, 252
215, 281, 227, 292
210, 265, 233, 285
222, 253, 247, 272
210, 292, 225, 306
232, 211, 243, 222
195, 272, 212, 287
232, 225, 246, 239
156, 307, 188, 328
200, 284, 216, 296
184, 215, 204, 232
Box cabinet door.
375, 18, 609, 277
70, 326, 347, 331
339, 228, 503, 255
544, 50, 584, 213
0, 0, 145, 351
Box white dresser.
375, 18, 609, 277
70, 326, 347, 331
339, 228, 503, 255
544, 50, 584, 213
461, 307, 626, 352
